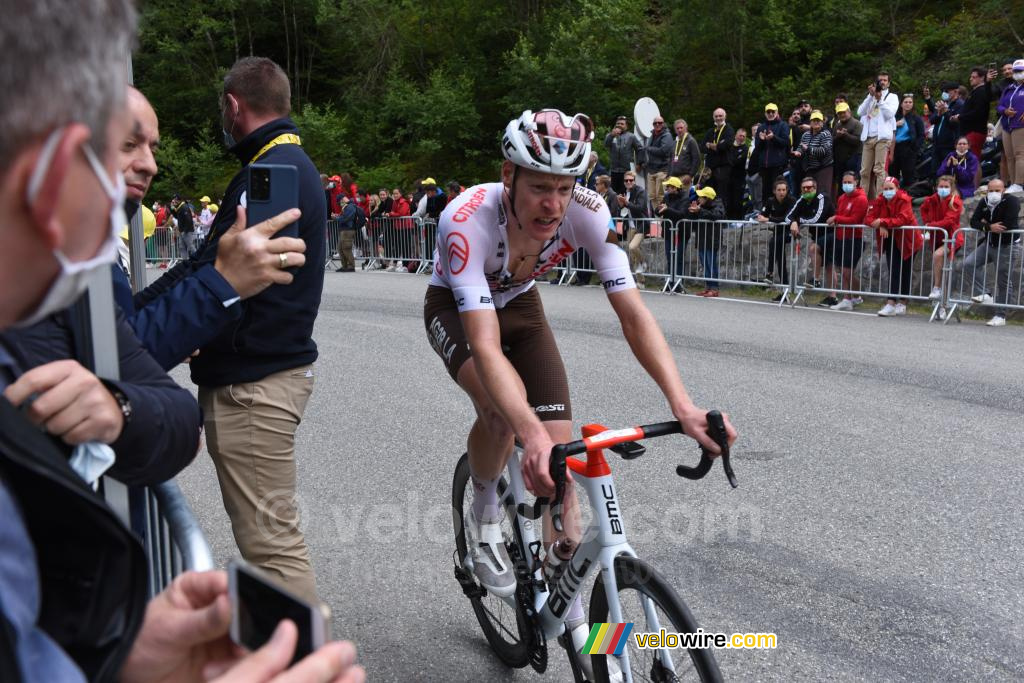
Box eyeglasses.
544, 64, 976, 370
653, 121, 664, 126
800, 186, 815, 192
624, 178, 636, 183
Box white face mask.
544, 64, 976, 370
882, 189, 897, 200
986, 191, 1002, 206
1014, 72, 1024, 82
14, 128, 125, 328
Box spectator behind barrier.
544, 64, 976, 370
857, 71, 900, 200
936, 137, 979, 198
757, 178, 798, 301
866, 177, 923, 317
997, 60, 1024, 192
825, 171, 869, 311
690, 186, 726, 296
962, 178, 1022, 327
891, 94, 925, 189
921, 175, 965, 319
786, 176, 836, 295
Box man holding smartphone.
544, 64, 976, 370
137, 57, 327, 601
857, 71, 899, 199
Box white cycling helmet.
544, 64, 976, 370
501, 109, 594, 176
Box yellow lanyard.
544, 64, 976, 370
675, 133, 688, 157
248, 133, 302, 165
714, 126, 725, 145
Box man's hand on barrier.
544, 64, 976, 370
789, 222, 800, 237
119, 570, 365, 683
990, 222, 1006, 233
3, 360, 123, 445
215, 206, 307, 300
879, 227, 890, 239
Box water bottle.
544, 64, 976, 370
543, 537, 577, 585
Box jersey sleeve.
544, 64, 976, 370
435, 213, 496, 313
573, 198, 635, 294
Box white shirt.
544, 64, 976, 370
429, 182, 635, 311
857, 90, 899, 140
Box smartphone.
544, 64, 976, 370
989, 61, 997, 71
246, 163, 299, 236
229, 558, 331, 666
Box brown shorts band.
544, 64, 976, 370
423, 285, 572, 422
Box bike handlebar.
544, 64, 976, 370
549, 410, 736, 533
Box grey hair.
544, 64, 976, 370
0, 0, 137, 174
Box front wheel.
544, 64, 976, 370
452, 452, 531, 668
589, 555, 721, 682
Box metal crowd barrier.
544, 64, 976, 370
944, 228, 1024, 323
785, 223, 948, 315
135, 481, 216, 597
144, 228, 182, 268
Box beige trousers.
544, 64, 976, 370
199, 364, 317, 600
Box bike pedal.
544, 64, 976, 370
452, 554, 487, 599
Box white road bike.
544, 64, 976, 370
452, 411, 736, 682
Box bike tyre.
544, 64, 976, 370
589, 555, 722, 682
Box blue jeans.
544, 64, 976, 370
699, 249, 720, 290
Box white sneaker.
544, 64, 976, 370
892, 303, 907, 316
851, 296, 864, 305
877, 303, 896, 317
385, 263, 396, 272
971, 293, 994, 305
1007, 184, 1023, 194
987, 315, 1007, 327
928, 287, 942, 300
830, 298, 854, 311
938, 306, 948, 321
395, 265, 408, 273
466, 510, 516, 598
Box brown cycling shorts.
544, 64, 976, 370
423, 285, 572, 422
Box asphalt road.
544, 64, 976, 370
172, 270, 1024, 681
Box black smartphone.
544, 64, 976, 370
246, 163, 299, 236
989, 61, 997, 71
229, 558, 331, 667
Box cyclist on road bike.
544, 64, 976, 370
423, 108, 737, 611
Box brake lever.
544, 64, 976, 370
676, 410, 738, 488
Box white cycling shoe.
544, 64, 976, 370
466, 510, 516, 598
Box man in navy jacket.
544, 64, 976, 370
135, 57, 326, 600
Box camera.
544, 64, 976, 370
250, 166, 271, 202
875, 79, 883, 92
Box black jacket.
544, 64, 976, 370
137, 118, 327, 387
0, 302, 200, 487
668, 133, 702, 178
0, 399, 148, 682
958, 82, 994, 134
643, 129, 674, 173
970, 194, 1021, 246
761, 195, 798, 224
785, 192, 835, 226
703, 124, 735, 169
693, 197, 726, 251
894, 111, 926, 151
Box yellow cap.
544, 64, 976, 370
696, 187, 717, 200
208, 204, 218, 213
835, 102, 850, 113
120, 205, 157, 241
200, 195, 211, 203
764, 103, 779, 112
810, 110, 824, 121
422, 177, 437, 186
663, 176, 683, 189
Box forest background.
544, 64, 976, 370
135, 0, 1024, 199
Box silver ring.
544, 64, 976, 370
279, 252, 288, 268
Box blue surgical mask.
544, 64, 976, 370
842, 183, 855, 194
941, 92, 950, 101
16, 127, 124, 328
882, 189, 897, 200
937, 187, 951, 198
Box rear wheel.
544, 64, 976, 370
589, 555, 721, 682
452, 452, 531, 668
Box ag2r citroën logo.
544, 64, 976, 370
447, 232, 470, 274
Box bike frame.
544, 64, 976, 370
497, 429, 679, 680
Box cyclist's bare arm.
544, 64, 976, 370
606, 288, 737, 452
460, 309, 559, 495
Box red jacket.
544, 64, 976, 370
865, 190, 923, 256
389, 196, 413, 229
833, 188, 868, 239
919, 193, 965, 250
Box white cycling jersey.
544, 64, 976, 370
429, 182, 635, 312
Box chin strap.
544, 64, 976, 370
506, 166, 521, 226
